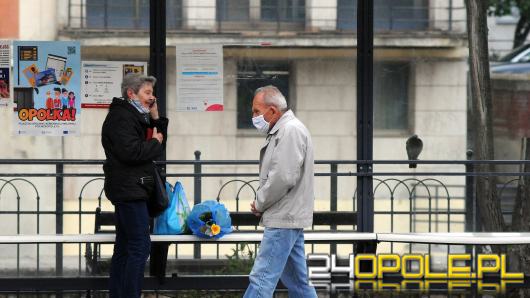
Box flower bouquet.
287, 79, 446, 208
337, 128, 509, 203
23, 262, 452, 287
186, 200, 232, 239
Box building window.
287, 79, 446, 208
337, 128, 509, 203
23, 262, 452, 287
85, 0, 182, 30
217, 0, 249, 22
167, 0, 184, 30
338, 0, 429, 31
374, 62, 410, 131
337, 0, 357, 30
237, 62, 290, 129
261, 0, 305, 23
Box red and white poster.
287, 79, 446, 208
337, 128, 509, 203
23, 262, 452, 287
0, 40, 11, 107
176, 44, 224, 111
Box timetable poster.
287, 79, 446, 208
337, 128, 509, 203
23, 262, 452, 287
81, 61, 147, 108
13, 41, 81, 136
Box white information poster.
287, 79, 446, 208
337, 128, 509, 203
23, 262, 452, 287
81, 61, 147, 108
0, 40, 11, 107
176, 44, 223, 111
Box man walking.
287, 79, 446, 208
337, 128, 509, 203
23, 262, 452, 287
245, 85, 317, 298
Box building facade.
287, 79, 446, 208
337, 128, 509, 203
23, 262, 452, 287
0, 0, 469, 265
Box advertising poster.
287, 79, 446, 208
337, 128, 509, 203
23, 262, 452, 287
13, 41, 81, 136
176, 44, 223, 111
81, 61, 147, 108
0, 40, 11, 107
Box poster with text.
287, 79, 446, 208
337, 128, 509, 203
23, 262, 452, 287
81, 61, 147, 108
13, 41, 81, 136
0, 40, 11, 107
176, 44, 223, 111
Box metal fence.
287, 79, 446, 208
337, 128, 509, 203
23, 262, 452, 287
66, 0, 465, 33
1, 154, 529, 279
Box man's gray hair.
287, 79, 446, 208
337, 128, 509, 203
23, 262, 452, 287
121, 73, 157, 98
254, 85, 288, 112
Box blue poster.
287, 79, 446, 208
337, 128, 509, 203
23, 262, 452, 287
13, 41, 81, 136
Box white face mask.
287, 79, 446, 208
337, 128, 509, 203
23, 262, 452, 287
130, 98, 150, 114
252, 114, 270, 134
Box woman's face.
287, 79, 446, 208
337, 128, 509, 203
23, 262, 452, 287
132, 83, 155, 109
68, 93, 74, 99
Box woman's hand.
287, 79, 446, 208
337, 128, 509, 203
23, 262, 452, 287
152, 127, 163, 144
149, 98, 159, 120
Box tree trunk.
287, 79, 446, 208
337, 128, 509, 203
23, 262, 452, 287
465, 0, 505, 232
507, 138, 530, 275
513, 16, 530, 49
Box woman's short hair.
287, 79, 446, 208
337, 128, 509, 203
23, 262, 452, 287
121, 73, 157, 98
254, 85, 288, 112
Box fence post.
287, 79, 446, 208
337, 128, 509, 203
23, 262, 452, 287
330, 163, 338, 255
465, 150, 474, 256
194, 150, 202, 259
356, 0, 376, 259
56, 163, 64, 276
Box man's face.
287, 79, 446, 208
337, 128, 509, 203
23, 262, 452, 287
252, 93, 270, 119
129, 83, 155, 109
252, 92, 281, 127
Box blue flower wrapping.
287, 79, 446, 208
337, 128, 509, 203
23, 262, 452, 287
186, 200, 232, 239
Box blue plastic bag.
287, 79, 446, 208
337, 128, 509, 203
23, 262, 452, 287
153, 182, 191, 235
186, 200, 232, 239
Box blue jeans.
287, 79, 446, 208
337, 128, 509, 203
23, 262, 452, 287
244, 228, 317, 298
109, 200, 151, 298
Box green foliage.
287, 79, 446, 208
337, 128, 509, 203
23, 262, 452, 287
488, 0, 530, 18
198, 211, 212, 223
220, 242, 256, 274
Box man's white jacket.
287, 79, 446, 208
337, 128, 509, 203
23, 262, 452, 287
255, 110, 314, 228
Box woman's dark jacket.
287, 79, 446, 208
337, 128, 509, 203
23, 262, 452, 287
101, 97, 168, 203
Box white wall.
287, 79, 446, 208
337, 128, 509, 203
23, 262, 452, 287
3, 0, 471, 259
183, 0, 216, 30
1, 50, 469, 213
432, 0, 466, 32
306, 0, 337, 31
19, 0, 58, 40
0, 55, 470, 264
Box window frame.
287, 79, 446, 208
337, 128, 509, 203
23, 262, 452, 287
337, 0, 430, 31
373, 60, 414, 136
84, 0, 182, 30
235, 59, 294, 133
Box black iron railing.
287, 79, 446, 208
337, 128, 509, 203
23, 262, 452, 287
2, 155, 530, 296
0, 155, 529, 277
